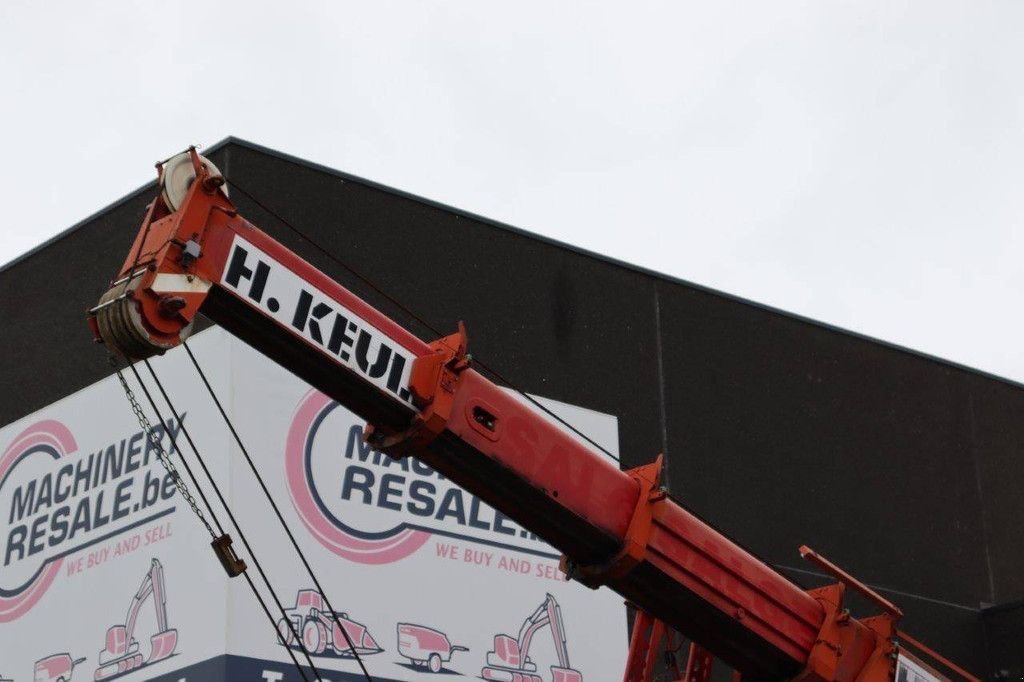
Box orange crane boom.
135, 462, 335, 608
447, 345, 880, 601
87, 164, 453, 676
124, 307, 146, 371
89, 149, 954, 681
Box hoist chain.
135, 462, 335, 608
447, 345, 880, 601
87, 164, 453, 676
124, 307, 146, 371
111, 356, 217, 540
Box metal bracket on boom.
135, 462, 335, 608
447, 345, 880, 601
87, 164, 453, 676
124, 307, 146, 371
795, 546, 901, 682
561, 455, 667, 589
366, 322, 471, 457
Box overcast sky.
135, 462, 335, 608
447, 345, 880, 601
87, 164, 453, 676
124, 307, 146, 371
2, 1, 1022, 383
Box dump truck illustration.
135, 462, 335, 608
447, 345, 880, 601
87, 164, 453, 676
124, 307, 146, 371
33, 653, 86, 682
277, 589, 383, 658
397, 623, 468, 673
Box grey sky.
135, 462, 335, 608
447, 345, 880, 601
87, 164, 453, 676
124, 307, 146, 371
2, 2, 1022, 382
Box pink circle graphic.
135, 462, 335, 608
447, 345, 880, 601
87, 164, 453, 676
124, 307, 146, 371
285, 390, 429, 564
0, 420, 77, 622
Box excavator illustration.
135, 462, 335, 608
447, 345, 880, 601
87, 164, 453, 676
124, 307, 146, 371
482, 594, 581, 682
93, 558, 178, 680
275, 589, 383, 659
90, 148, 979, 681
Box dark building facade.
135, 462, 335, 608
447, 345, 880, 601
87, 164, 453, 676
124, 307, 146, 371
1, 138, 1020, 676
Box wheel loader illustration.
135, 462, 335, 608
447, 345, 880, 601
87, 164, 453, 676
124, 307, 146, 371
482, 594, 582, 682
93, 558, 178, 680
276, 589, 383, 658
34, 653, 86, 682
397, 623, 468, 673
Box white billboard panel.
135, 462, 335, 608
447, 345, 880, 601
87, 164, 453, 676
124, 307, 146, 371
0, 329, 628, 682
0, 331, 233, 682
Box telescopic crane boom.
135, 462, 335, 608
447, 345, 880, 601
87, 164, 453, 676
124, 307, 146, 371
89, 150, 964, 682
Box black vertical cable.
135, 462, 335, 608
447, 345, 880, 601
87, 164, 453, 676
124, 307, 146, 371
244, 571, 313, 682
138, 361, 329, 681
182, 341, 374, 682
128, 362, 323, 682
109, 146, 319, 681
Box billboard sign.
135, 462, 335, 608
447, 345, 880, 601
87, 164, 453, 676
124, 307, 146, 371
0, 329, 628, 681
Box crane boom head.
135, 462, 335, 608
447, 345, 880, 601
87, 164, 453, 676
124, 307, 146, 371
90, 148, 228, 360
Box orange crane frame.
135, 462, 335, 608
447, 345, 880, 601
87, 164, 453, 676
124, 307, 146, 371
89, 149, 970, 681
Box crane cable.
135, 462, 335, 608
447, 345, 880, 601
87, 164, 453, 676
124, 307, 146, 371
127, 160, 817, 681
107, 150, 327, 682
204, 161, 982, 682
137, 359, 340, 682
117, 358, 324, 682
220, 172, 622, 465
112, 356, 326, 682
216, 171, 823, 600
107, 150, 373, 682
181, 341, 376, 682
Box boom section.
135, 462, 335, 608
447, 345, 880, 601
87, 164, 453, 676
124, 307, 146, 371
92, 152, 897, 680
91, 157, 426, 429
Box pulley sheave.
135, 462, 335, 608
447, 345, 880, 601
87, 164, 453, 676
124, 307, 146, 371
160, 151, 227, 211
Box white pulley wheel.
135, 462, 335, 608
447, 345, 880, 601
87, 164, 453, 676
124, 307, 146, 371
160, 151, 227, 211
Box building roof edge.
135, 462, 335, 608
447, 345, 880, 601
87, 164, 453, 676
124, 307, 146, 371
224, 137, 1024, 393
4, 136, 1021, 393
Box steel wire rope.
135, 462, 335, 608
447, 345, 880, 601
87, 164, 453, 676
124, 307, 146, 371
134, 158, 833, 633
217, 173, 821, 598
123, 360, 324, 682
181, 342, 375, 682
137, 360, 335, 682
242, 570, 315, 681
219, 172, 622, 465
113, 361, 217, 539
107, 150, 321, 682
126, 362, 321, 682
